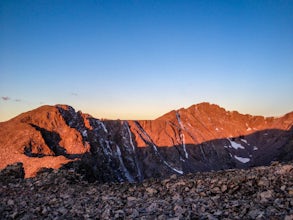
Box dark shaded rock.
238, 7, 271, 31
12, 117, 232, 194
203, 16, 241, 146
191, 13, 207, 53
0, 162, 24, 183
1, 162, 292, 219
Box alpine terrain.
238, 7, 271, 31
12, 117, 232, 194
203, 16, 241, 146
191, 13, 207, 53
0, 102, 292, 182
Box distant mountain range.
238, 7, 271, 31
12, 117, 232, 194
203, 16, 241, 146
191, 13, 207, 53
0, 102, 292, 182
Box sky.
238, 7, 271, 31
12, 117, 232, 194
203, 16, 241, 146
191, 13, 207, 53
0, 0, 293, 121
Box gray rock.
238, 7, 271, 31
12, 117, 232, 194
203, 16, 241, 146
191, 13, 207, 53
284, 214, 293, 220
0, 160, 292, 219
275, 164, 293, 175
146, 187, 158, 195
248, 209, 264, 219
258, 190, 273, 203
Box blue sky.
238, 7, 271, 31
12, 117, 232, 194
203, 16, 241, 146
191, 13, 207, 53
1, 0, 293, 121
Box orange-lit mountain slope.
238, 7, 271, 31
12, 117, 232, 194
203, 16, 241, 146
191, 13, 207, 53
0, 103, 292, 180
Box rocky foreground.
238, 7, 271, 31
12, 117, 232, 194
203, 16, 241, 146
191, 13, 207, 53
1, 162, 293, 220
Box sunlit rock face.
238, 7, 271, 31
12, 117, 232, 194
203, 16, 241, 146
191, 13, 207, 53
0, 103, 292, 181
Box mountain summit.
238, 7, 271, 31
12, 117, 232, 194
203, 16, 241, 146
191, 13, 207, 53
0, 103, 292, 181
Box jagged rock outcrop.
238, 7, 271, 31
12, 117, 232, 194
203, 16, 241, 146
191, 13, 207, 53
0, 105, 90, 177
0, 102, 292, 181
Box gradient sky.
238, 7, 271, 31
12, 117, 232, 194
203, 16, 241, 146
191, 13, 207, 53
1, 0, 293, 121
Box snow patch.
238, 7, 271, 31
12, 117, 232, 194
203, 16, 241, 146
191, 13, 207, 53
104, 140, 112, 155
181, 133, 188, 159
115, 145, 134, 182
99, 121, 108, 133
82, 130, 87, 137
229, 139, 245, 150
234, 155, 250, 163
180, 157, 185, 162
176, 111, 188, 159
241, 139, 248, 144
126, 124, 136, 151
253, 146, 258, 151
163, 161, 183, 174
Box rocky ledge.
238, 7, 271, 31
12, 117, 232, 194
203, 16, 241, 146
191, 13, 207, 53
1, 162, 292, 219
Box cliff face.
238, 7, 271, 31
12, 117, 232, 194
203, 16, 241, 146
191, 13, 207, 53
0, 105, 89, 177
0, 103, 292, 181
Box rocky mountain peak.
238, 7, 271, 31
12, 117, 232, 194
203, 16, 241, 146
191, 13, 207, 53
0, 103, 292, 182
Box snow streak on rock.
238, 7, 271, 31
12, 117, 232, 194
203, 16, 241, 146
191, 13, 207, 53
234, 155, 250, 163
115, 144, 134, 182
99, 121, 108, 133
134, 121, 183, 175
228, 139, 245, 150
176, 111, 188, 159
123, 121, 143, 181
125, 122, 135, 151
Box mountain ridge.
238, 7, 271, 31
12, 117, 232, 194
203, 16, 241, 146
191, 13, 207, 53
0, 102, 292, 181
157, 102, 292, 120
